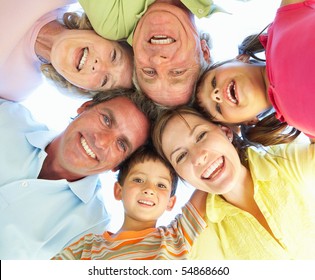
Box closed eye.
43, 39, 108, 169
196, 131, 207, 143
211, 76, 217, 88
215, 103, 222, 114
111, 49, 117, 62
176, 151, 187, 164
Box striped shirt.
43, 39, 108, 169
52, 202, 206, 260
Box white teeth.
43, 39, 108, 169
80, 137, 96, 159
201, 157, 224, 179
78, 48, 88, 70
150, 36, 175, 45
227, 81, 238, 104
138, 200, 155, 206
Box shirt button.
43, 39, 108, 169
21, 181, 29, 188
198, 8, 204, 14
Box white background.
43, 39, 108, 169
22, 0, 281, 232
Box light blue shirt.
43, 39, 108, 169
0, 99, 110, 259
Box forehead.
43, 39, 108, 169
129, 159, 171, 178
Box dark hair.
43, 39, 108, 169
194, 28, 301, 147
88, 88, 161, 123
237, 25, 269, 61
240, 113, 301, 146
117, 144, 178, 197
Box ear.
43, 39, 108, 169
77, 100, 93, 114
200, 39, 211, 64
243, 117, 259, 126
113, 182, 123, 201
235, 54, 251, 63
166, 195, 177, 212
219, 125, 234, 142
111, 166, 120, 172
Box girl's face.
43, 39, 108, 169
51, 30, 133, 91
161, 113, 243, 194
197, 60, 270, 124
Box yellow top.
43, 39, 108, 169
190, 143, 315, 259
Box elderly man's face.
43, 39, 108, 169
55, 96, 150, 178
133, 3, 210, 106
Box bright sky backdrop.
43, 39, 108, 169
22, 0, 281, 232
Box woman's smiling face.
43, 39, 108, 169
51, 29, 133, 91
161, 113, 243, 194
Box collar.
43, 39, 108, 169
26, 130, 101, 203
207, 147, 279, 223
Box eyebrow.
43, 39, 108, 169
129, 171, 171, 183
169, 124, 202, 161
101, 108, 133, 153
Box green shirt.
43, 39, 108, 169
79, 0, 221, 45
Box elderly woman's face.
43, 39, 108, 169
161, 113, 242, 194
133, 3, 210, 106
51, 29, 133, 91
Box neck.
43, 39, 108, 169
116, 215, 157, 234
221, 166, 256, 213
35, 20, 65, 63
261, 65, 272, 107
38, 136, 84, 182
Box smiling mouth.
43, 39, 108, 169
201, 157, 224, 180
80, 137, 96, 159
149, 35, 175, 44
77, 47, 88, 71
227, 81, 239, 104
138, 199, 155, 206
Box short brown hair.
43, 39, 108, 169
117, 144, 178, 197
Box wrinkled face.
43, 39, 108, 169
116, 159, 175, 223
197, 60, 269, 123
161, 113, 242, 194
51, 30, 133, 91
133, 3, 205, 106
56, 97, 149, 177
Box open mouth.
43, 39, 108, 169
201, 157, 224, 180
138, 199, 155, 206
77, 47, 88, 71
149, 35, 175, 44
226, 81, 239, 104
80, 136, 96, 159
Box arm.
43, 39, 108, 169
188, 190, 208, 218
79, 0, 155, 42
280, 0, 305, 7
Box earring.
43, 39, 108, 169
228, 136, 233, 142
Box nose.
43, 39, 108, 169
150, 55, 168, 65
90, 58, 106, 72
94, 131, 114, 150
192, 149, 208, 166
211, 88, 223, 103
142, 183, 155, 196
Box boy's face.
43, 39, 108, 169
114, 159, 176, 224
